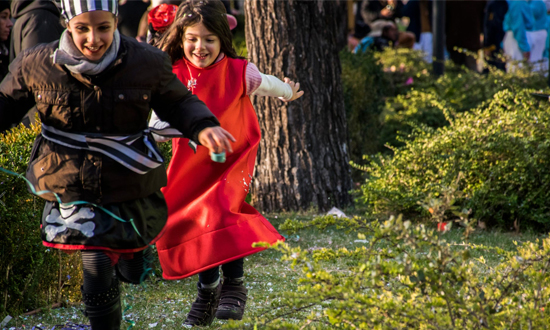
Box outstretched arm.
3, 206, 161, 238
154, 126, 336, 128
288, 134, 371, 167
247, 63, 304, 102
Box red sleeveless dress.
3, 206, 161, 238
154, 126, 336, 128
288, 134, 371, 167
155, 56, 284, 280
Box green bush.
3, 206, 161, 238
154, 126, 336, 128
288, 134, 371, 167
379, 89, 450, 150
158, 139, 173, 167
226, 215, 550, 329
357, 89, 550, 230
0, 123, 83, 317
340, 50, 388, 180
371, 49, 548, 150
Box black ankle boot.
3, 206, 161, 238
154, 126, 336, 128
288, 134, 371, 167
215, 277, 248, 320
81, 280, 122, 330
184, 282, 222, 326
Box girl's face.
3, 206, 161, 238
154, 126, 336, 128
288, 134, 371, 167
67, 11, 117, 62
183, 22, 221, 68
0, 9, 13, 42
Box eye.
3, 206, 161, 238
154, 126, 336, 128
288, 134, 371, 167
186, 37, 197, 42
99, 25, 111, 32
75, 26, 88, 32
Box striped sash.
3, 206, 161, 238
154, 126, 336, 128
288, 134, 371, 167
40, 124, 184, 174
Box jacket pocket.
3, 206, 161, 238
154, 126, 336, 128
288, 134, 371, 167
26, 147, 81, 200
112, 89, 152, 131
34, 90, 73, 127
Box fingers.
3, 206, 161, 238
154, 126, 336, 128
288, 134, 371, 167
281, 77, 305, 102
198, 127, 235, 154
218, 128, 235, 153
294, 81, 300, 93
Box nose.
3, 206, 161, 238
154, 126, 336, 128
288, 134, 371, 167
6, 19, 12, 29
196, 39, 205, 50
88, 29, 100, 44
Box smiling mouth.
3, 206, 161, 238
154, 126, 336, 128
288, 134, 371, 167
194, 54, 209, 60
86, 46, 101, 52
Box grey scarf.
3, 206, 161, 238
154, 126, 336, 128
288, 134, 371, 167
52, 29, 121, 75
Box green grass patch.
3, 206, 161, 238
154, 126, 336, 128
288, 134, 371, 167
4, 214, 546, 330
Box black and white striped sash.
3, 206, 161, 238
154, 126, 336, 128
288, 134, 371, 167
41, 124, 183, 174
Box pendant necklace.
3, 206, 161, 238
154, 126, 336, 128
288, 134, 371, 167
186, 65, 201, 94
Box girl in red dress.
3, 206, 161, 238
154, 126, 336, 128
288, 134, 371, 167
150, 0, 304, 325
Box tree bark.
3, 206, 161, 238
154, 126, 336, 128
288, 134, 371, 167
244, 0, 353, 212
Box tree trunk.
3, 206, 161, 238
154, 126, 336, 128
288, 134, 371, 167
244, 0, 353, 213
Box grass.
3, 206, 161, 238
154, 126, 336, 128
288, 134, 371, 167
2, 212, 547, 330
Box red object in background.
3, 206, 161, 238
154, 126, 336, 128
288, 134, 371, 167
148, 3, 178, 33
148, 4, 237, 33
155, 56, 284, 280
437, 222, 450, 232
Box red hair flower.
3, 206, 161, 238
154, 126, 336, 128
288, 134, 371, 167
148, 4, 178, 33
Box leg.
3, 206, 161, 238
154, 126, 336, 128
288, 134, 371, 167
116, 247, 154, 284
216, 258, 248, 320
184, 266, 222, 326
198, 265, 221, 288
81, 250, 121, 330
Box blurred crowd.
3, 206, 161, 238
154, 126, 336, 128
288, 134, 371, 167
0, 0, 548, 82
348, 0, 550, 73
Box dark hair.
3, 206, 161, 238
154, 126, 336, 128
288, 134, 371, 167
155, 0, 243, 63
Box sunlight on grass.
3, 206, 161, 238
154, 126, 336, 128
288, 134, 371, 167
6, 214, 548, 329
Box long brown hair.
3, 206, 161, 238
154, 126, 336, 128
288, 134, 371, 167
155, 0, 243, 63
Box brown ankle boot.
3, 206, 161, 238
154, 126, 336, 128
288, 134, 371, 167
215, 277, 248, 320
184, 282, 222, 326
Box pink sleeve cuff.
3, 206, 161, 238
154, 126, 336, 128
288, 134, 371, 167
245, 62, 262, 95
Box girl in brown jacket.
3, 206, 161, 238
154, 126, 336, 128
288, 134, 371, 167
0, 0, 234, 329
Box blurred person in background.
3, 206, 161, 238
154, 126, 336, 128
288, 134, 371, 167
9, 0, 63, 62
503, 0, 533, 67
483, 0, 508, 71
527, 0, 548, 71
118, 0, 150, 39
404, 0, 432, 62
8, 0, 63, 130
348, 0, 372, 51
0, 1, 13, 81
445, 0, 487, 71
354, 20, 401, 53
360, 0, 415, 48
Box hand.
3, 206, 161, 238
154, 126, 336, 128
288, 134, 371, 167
198, 126, 236, 154
282, 77, 305, 102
